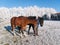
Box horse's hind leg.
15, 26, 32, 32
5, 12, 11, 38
11, 24, 15, 31
18, 26, 21, 33
21, 27, 28, 38
20, 27, 25, 38
20, 29, 27, 38
11, 25, 17, 36
11, 25, 17, 42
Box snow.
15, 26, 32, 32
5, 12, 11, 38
0, 6, 57, 20
0, 20, 60, 45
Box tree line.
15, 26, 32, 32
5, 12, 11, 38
42, 13, 60, 21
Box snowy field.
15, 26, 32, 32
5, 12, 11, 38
0, 20, 60, 45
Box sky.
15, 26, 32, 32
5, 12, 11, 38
0, 0, 60, 12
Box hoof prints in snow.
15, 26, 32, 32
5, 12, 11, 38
0, 21, 60, 45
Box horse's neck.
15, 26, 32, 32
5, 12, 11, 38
36, 16, 39, 24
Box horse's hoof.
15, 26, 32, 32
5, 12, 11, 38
33, 34, 36, 36
26, 40, 29, 42
19, 36, 22, 38
23, 35, 26, 38
20, 34, 24, 38
33, 34, 39, 36
20, 33, 27, 38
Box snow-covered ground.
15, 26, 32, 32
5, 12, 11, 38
0, 20, 60, 45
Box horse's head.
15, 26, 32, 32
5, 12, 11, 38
38, 17, 44, 27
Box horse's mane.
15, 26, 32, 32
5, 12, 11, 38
18, 16, 24, 18
27, 16, 36, 19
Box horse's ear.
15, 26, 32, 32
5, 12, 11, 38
38, 16, 40, 18
38, 17, 44, 20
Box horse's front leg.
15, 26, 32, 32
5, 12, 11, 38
28, 25, 31, 35
34, 25, 38, 36
36, 27, 38, 36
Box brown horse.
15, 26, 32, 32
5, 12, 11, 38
18, 16, 44, 35
11, 16, 38, 37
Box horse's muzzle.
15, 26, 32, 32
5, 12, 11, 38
41, 25, 43, 27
